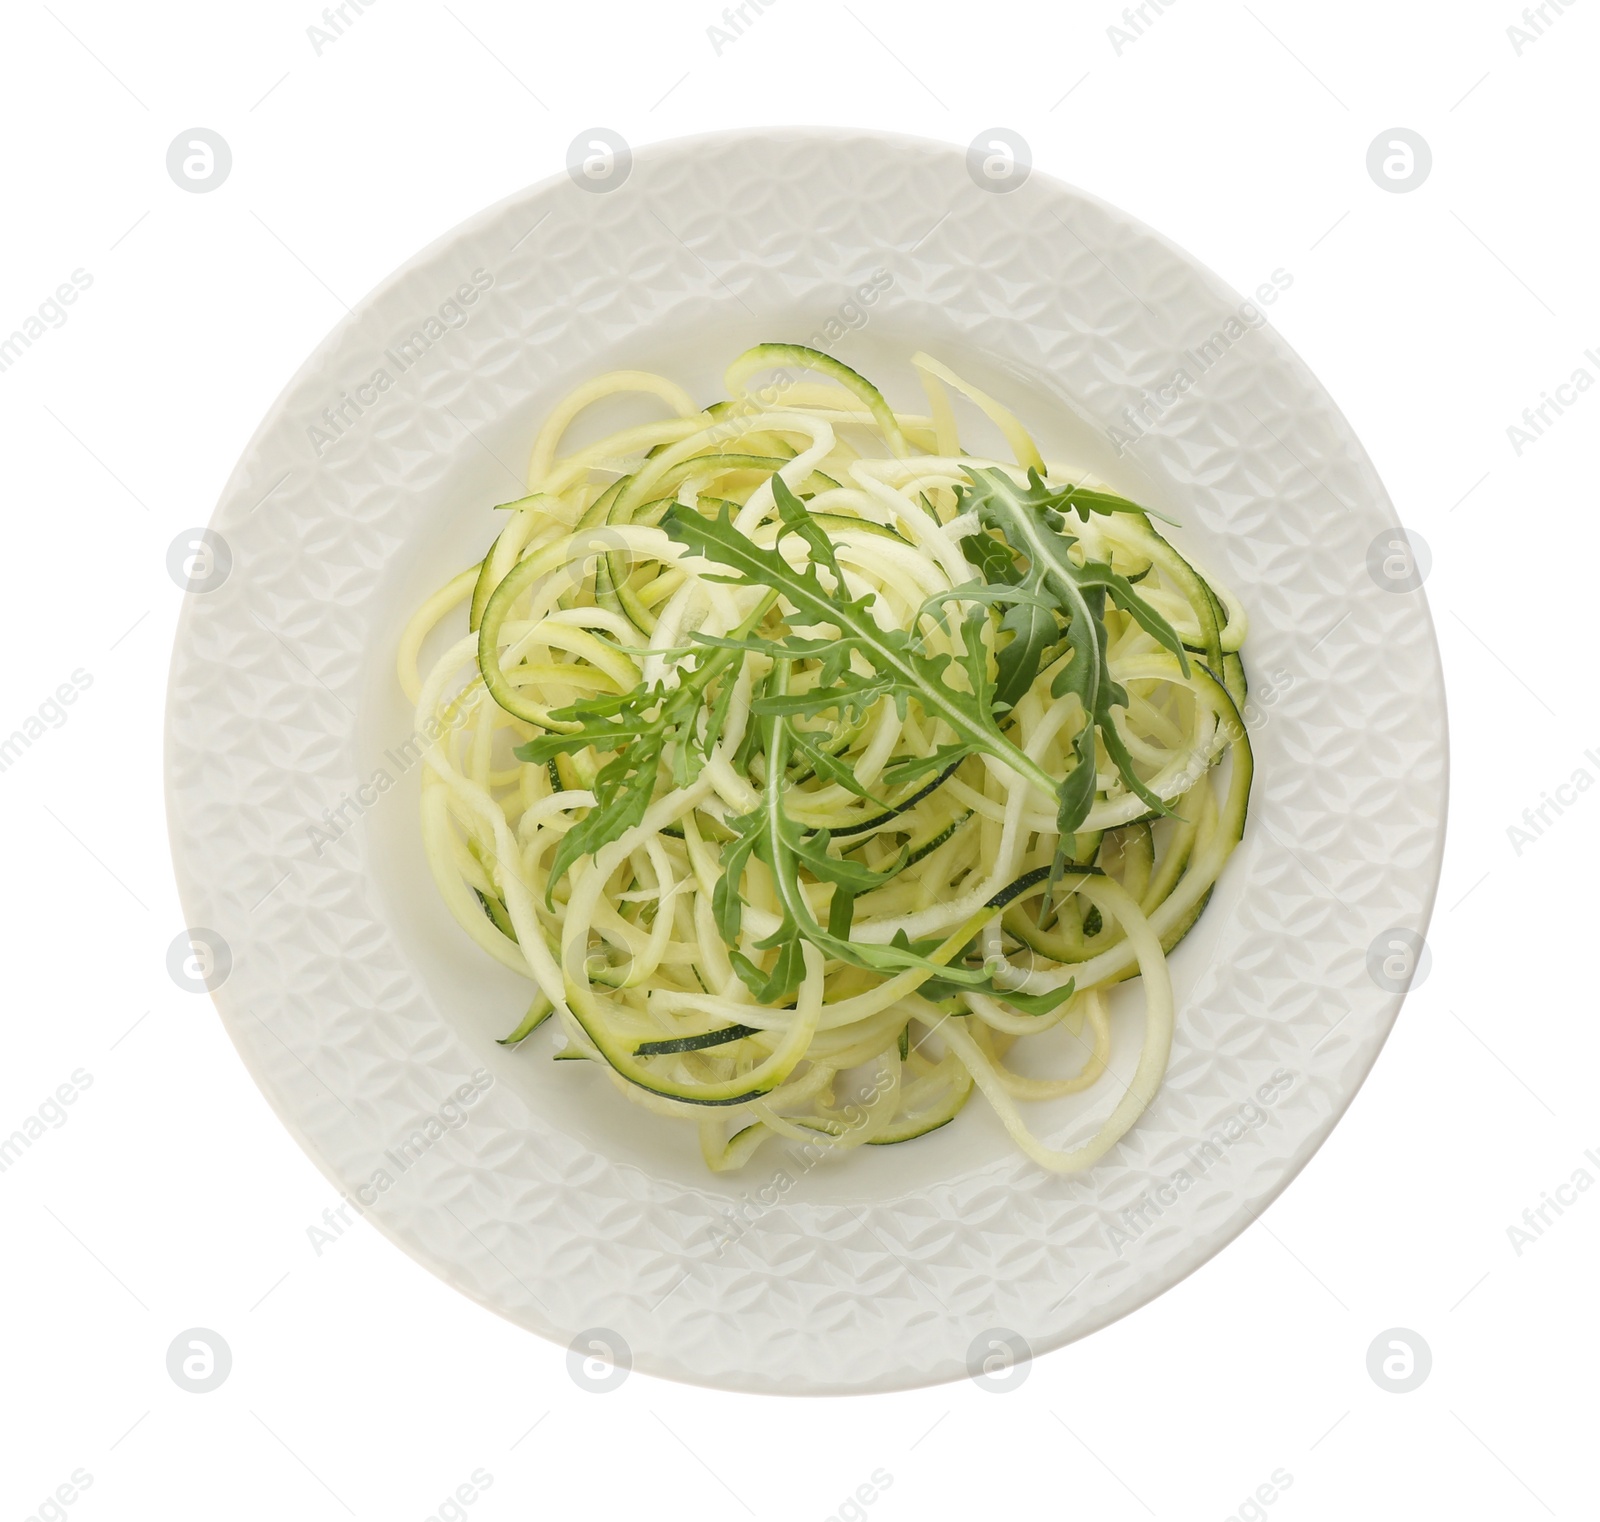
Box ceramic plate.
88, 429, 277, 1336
165, 127, 1447, 1394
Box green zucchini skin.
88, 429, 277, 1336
869, 1069, 974, 1144
634, 1023, 760, 1057
475, 889, 518, 943
498, 994, 553, 1045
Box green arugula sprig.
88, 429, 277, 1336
664, 478, 1063, 813
707, 657, 1075, 1013
509, 464, 1185, 1014
947, 466, 1191, 828
660, 478, 1094, 1009
514, 590, 777, 900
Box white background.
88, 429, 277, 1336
1, 2, 1594, 1519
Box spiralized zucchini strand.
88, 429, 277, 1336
400, 344, 1252, 1173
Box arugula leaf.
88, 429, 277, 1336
787, 724, 890, 805
960, 531, 1021, 585
662, 484, 1061, 812
882, 742, 970, 786
711, 810, 762, 946
789, 827, 902, 892
827, 884, 856, 939
771, 470, 849, 590
994, 596, 1063, 712
951, 466, 1190, 830
750, 676, 895, 721
545, 752, 658, 896
515, 588, 779, 901
919, 973, 1077, 1015
705, 654, 1050, 1007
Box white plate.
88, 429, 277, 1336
165, 127, 1447, 1394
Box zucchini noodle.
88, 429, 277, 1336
398, 344, 1253, 1173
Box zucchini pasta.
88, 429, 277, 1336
397, 344, 1252, 1173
